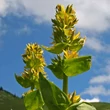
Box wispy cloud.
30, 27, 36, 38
82, 59, 110, 98
104, 60, 110, 73
86, 37, 104, 52
0, 18, 7, 48
81, 97, 100, 102
0, 0, 110, 32
16, 25, 31, 35
90, 60, 110, 84
0, 18, 7, 35
90, 75, 110, 84
82, 85, 110, 96
85, 37, 110, 53
72, 0, 110, 32
19, 0, 110, 32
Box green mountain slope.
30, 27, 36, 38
0, 89, 25, 110
0, 89, 110, 110
92, 102, 110, 110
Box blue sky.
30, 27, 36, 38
0, 0, 110, 102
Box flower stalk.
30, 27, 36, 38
63, 73, 68, 94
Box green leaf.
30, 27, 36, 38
66, 102, 96, 110
15, 74, 31, 88
69, 38, 85, 52
64, 56, 91, 77
77, 102, 96, 110
47, 65, 63, 79
24, 90, 44, 110
48, 56, 91, 79
42, 43, 68, 54
39, 73, 70, 110
47, 55, 64, 79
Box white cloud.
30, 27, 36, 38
83, 59, 110, 97
84, 36, 110, 52
0, 0, 8, 16
0, 0, 26, 17
85, 37, 104, 52
81, 97, 100, 102
19, 0, 110, 32
90, 75, 110, 84
0, 0, 110, 32
18, 0, 68, 23
90, 60, 110, 84
82, 85, 110, 96
72, 0, 110, 32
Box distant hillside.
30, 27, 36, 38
92, 102, 110, 110
0, 89, 25, 110
0, 89, 110, 110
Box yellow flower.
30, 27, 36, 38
69, 91, 81, 103
63, 50, 78, 59
22, 43, 46, 67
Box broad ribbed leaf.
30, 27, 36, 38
64, 56, 91, 77
39, 73, 60, 110
77, 103, 96, 110
42, 43, 68, 54
39, 73, 70, 110
24, 90, 44, 110
66, 102, 96, 110
15, 74, 31, 88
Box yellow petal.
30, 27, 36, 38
73, 95, 81, 103
73, 32, 80, 40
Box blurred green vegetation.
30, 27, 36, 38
0, 89, 110, 110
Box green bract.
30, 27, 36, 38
24, 90, 44, 110
66, 102, 96, 110
15, 4, 96, 110
42, 43, 68, 54
48, 56, 91, 79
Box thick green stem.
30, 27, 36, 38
63, 73, 68, 94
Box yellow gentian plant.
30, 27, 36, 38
15, 4, 96, 110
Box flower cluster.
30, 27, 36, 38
22, 43, 46, 75
15, 43, 46, 90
